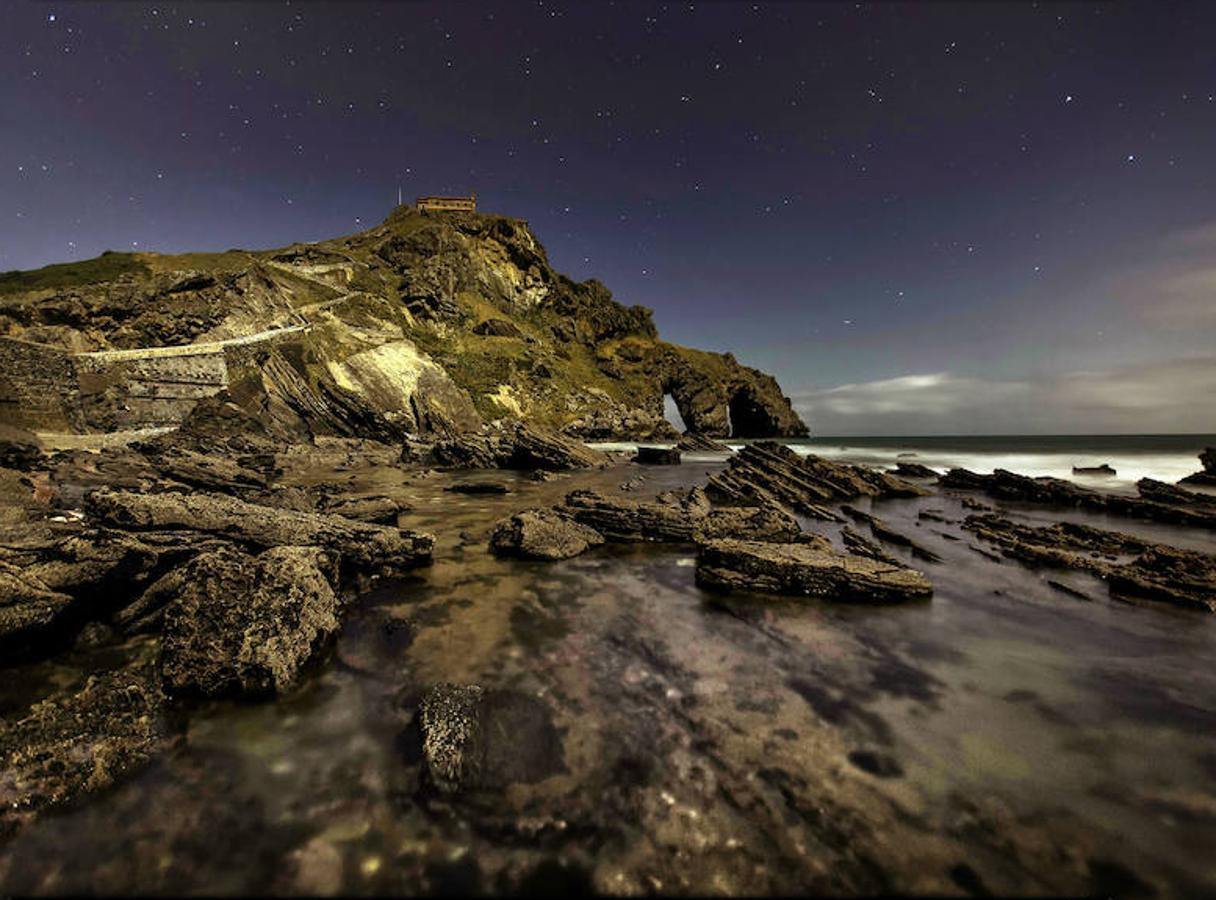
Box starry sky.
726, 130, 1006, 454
4, 1, 1216, 435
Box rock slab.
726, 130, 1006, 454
696, 538, 933, 603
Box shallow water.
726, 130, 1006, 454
1, 457, 1215, 895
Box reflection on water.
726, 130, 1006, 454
1, 456, 1215, 895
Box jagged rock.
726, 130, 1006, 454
1136, 478, 1214, 507
962, 512, 1216, 612
841, 505, 942, 563
1180, 447, 1216, 486
83, 489, 433, 578
634, 446, 681, 465
707, 442, 927, 520
695, 538, 932, 603
471, 318, 524, 338
940, 468, 1216, 529
0, 528, 202, 649
0, 640, 170, 829
489, 508, 605, 560
560, 488, 802, 544
676, 433, 733, 453
840, 526, 900, 565
159, 545, 342, 697
317, 493, 404, 524
0, 561, 74, 643
428, 421, 609, 471
1073, 464, 1116, 477
892, 461, 937, 479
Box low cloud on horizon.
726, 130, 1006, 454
792, 357, 1216, 436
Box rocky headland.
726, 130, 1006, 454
0, 207, 1214, 895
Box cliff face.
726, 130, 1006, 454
0, 207, 807, 441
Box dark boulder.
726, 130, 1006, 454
159, 545, 342, 697
634, 446, 681, 465
489, 508, 605, 560
414, 683, 564, 793
446, 481, 511, 495
1073, 464, 1116, 477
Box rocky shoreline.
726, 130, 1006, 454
1, 413, 1215, 894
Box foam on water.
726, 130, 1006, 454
589, 435, 1214, 492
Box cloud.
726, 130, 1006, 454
1110, 220, 1216, 326
794, 358, 1216, 434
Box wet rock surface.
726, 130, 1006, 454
696, 538, 933, 603
0, 638, 171, 833
963, 512, 1216, 612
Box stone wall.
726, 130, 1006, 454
0, 338, 83, 431
0, 327, 308, 434
74, 350, 229, 430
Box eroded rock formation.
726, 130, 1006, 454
0, 205, 807, 441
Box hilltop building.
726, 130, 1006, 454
415, 194, 476, 213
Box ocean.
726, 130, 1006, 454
594, 433, 1215, 491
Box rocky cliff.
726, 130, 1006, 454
0, 206, 807, 441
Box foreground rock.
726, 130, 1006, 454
963, 513, 1216, 612
423, 421, 609, 471
696, 538, 933, 603
0, 528, 205, 649
84, 489, 433, 578
634, 446, 681, 465
159, 546, 342, 697
940, 467, 1216, 530
0, 562, 74, 643
414, 683, 565, 794
707, 442, 927, 519
489, 508, 606, 561
0, 640, 170, 831
562, 488, 803, 544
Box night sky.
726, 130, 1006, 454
4, 1, 1215, 434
